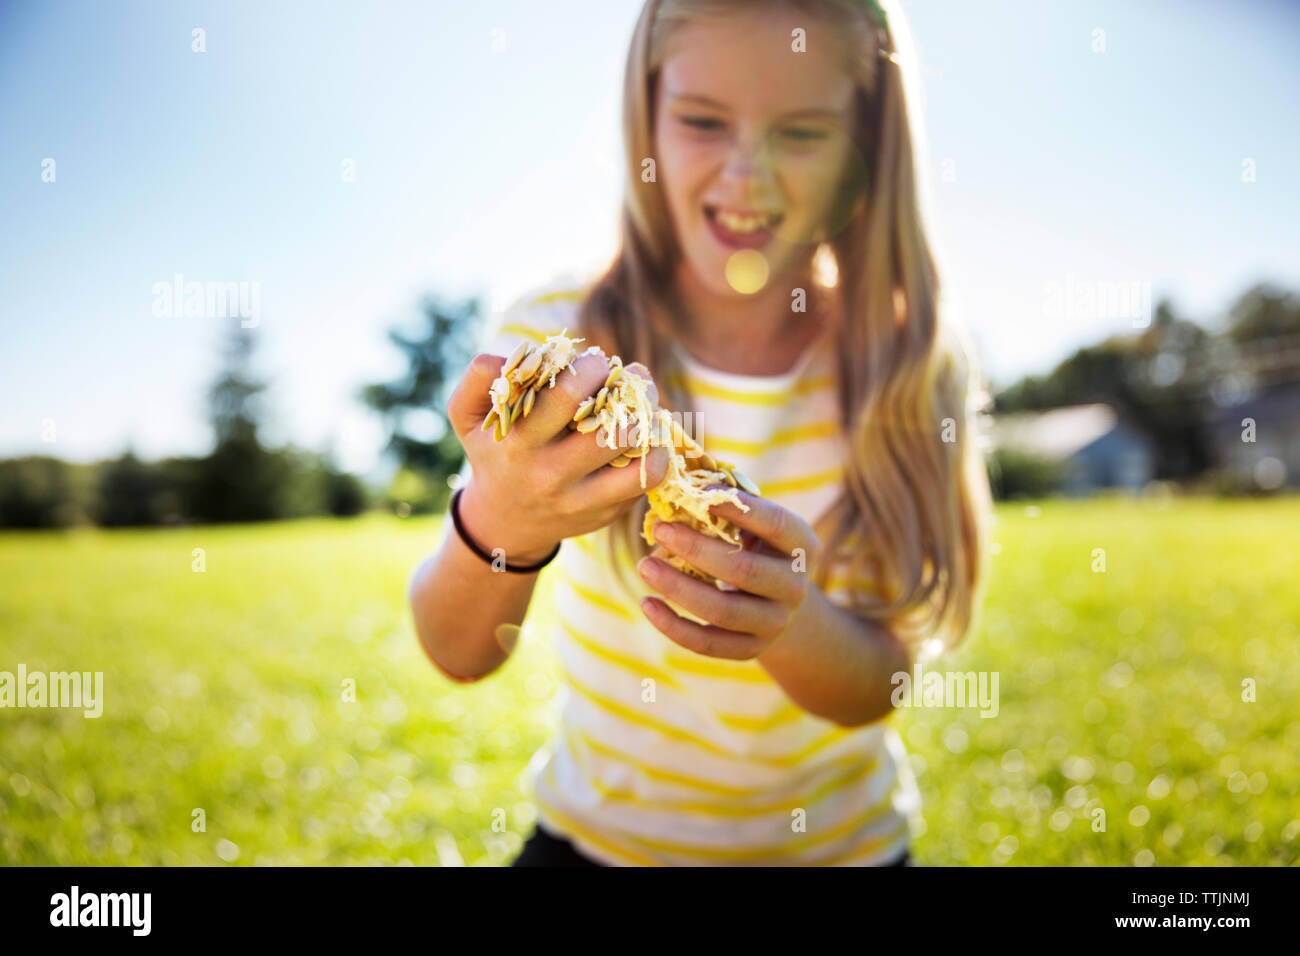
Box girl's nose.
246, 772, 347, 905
720, 131, 776, 189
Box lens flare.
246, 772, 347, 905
493, 623, 521, 654
725, 250, 770, 294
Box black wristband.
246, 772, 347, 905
449, 487, 560, 574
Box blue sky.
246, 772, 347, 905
2, 0, 1297, 475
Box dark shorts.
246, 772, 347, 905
512, 823, 912, 867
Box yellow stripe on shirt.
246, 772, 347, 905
528, 288, 588, 306
556, 613, 683, 692
558, 614, 808, 734
666, 371, 834, 407
578, 727, 879, 804
579, 729, 765, 797
497, 322, 549, 345
534, 768, 662, 867
616, 798, 900, 863
812, 821, 912, 866
543, 772, 900, 863
558, 567, 636, 622
714, 701, 805, 732
702, 420, 839, 456
562, 668, 853, 769
660, 650, 774, 683
562, 726, 880, 818
759, 465, 845, 496
544, 729, 908, 865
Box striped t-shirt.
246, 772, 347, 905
468, 274, 920, 866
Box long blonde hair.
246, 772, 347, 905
578, 0, 991, 655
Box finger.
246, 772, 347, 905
587, 364, 660, 454
549, 420, 627, 478
566, 445, 670, 510
514, 351, 613, 448
717, 532, 764, 591
638, 596, 763, 660
636, 555, 785, 635
623, 362, 659, 408
706, 488, 814, 557
447, 353, 506, 440
647, 518, 801, 602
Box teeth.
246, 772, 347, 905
713, 209, 776, 234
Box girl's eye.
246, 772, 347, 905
780, 126, 829, 143
680, 115, 725, 132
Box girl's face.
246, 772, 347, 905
653, 10, 859, 298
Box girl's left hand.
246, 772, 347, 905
636, 489, 821, 660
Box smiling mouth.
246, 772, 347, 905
704, 205, 783, 234
703, 205, 783, 250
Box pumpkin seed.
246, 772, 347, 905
573, 397, 595, 421
521, 387, 536, 418
480, 408, 498, 431
575, 417, 602, 434
595, 386, 609, 414
503, 341, 530, 376
608, 454, 631, 468
493, 415, 505, 442
699, 452, 717, 472
604, 365, 623, 389
509, 395, 524, 425
515, 347, 544, 383
732, 468, 761, 495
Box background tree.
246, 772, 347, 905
0, 457, 85, 528
1225, 283, 1300, 346
189, 327, 286, 522
362, 295, 483, 511
96, 449, 180, 526
1218, 284, 1300, 396
994, 299, 1214, 478
0, 326, 373, 528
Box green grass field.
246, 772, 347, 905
1, 497, 1297, 866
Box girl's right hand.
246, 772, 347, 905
445, 350, 670, 564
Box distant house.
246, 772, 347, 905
990, 403, 1155, 494
1207, 383, 1300, 489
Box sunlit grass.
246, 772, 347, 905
899, 496, 1300, 866
0, 515, 562, 866
1, 498, 1296, 865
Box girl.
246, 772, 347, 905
410, 0, 991, 866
